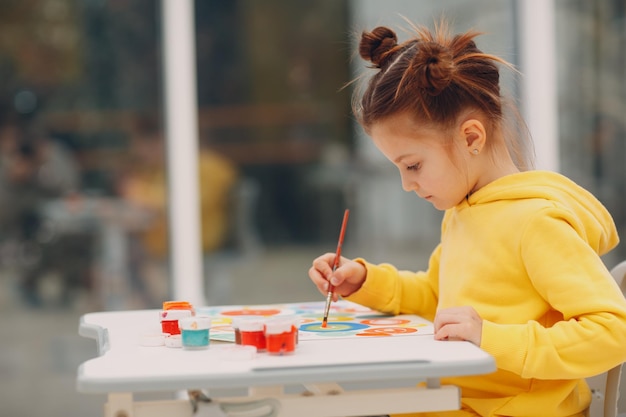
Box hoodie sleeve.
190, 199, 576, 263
345, 244, 441, 322
481, 207, 626, 379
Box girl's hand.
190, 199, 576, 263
433, 306, 483, 346
308, 253, 367, 301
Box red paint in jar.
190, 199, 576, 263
240, 330, 266, 350
230, 317, 245, 345
238, 318, 266, 351
265, 330, 296, 355
159, 309, 192, 335
264, 317, 298, 355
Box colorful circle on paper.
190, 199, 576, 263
300, 322, 369, 333
356, 326, 419, 336
359, 318, 411, 326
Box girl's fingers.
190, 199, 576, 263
433, 307, 482, 345
312, 254, 335, 276
434, 321, 471, 341
309, 254, 364, 300
309, 253, 341, 294
434, 309, 467, 331
308, 266, 329, 294
312, 254, 346, 281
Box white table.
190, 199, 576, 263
77, 305, 495, 417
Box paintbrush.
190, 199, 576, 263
321, 209, 350, 328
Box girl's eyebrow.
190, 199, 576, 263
394, 153, 412, 164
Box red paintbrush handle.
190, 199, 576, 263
332, 209, 350, 270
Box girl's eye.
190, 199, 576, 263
407, 163, 420, 171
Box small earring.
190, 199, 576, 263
472, 149, 479, 155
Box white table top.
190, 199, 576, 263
77, 303, 495, 394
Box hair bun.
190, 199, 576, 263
412, 41, 455, 95
359, 27, 398, 68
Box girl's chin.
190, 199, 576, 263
429, 199, 457, 211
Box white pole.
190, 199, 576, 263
160, 0, 205, 305
518, 0, 559, 172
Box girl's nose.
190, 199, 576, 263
400, 173, 417, 192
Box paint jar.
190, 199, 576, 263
277, 314, 300, 344
178, 316, 211, 350
230, 316, 261, 345
230, 317, 243, 345
264, 317, 298, 355
238, 318, 267, 352
163, 300, 195, 315
160, 309, 192, 335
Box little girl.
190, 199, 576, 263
308, 20, 626, 417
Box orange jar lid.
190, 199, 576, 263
162, 301, 194, 311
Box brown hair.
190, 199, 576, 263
354, 20, 534, 170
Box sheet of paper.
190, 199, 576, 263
196, 300, 434, 342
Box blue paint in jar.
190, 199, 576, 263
178, 316, 211, 350
181, 329, 209, 348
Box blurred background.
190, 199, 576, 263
0, 0, 624, 416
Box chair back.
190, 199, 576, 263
586, 260, 626, 417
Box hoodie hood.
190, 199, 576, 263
466, 170, 619, 255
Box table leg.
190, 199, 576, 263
106, 393, 134, 417
426, 377, 441, 388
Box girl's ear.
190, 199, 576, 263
459, 119, 487, 155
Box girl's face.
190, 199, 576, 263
369, 113, 474, 210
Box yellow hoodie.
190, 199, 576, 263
347, 171, 626, 417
